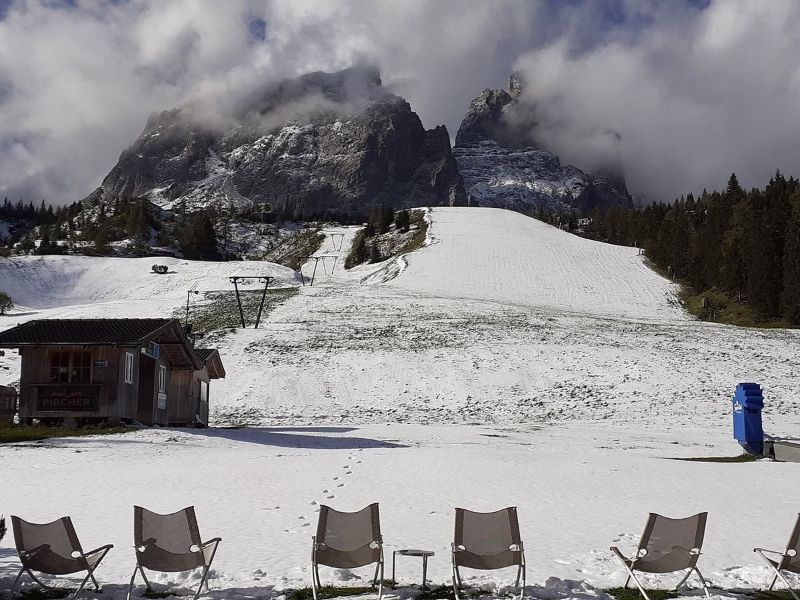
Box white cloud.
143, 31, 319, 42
511, 0, 800, 200
1, 0, 799, 205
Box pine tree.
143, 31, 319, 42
781, 194, 800, 321
0, 291, 13, 315
396, 209, 411, 232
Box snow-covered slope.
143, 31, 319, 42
1, 208, 800, 599
0, 255, 300, 313
389, 207, 683, 320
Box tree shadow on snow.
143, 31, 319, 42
184, 426, 409, 450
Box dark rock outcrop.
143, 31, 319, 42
454, 73, 632, 214
90, 66, 466, 218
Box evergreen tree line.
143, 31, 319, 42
575, 172, 800, 324
347, 206, 411, 267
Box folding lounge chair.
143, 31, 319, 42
451, 507, 526, 600
611, 512, 710, 600
754, 513, 800, 600
127, 506, 221, 600
312, 503, 384, 600
11, 515, 113, 598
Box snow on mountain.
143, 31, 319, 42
389, 207, 682, 320
1, 207, 799, 599
454, 76, 631, 214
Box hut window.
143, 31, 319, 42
49, 351, 91, 383
158, 365, 167, 393
124, 352, 134, 384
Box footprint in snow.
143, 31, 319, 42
337, 483, 344, 488
322, 489, 330, 493
343, 465, 349, 468
298, 516, 306, 520
311, 500, 317, 505
333, 477, 339, 481
345, 471, 352, 475
326, 495, 336, 499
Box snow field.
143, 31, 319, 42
0, 424, 797, 599
0, 207, 798, 598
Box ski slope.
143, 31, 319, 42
0, 255, 300, 313
389, 207, 683, 320
1, 207, 800, 599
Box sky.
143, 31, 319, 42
0, 0, 798, 205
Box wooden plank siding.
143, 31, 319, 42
2, 320, 222, 427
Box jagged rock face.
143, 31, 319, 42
92, 66, 466, 217
454, 75, 632, 214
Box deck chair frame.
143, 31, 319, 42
754, 514, 800, 600
11, 515, 113, 599
611, 512, 710, 600
451, 507, 526, 600
311, 503, 384, 600
126, 506, 221, 600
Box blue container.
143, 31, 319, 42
732, 382, 764, 455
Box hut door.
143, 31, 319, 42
136, 355, 156, 425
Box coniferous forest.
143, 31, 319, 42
572, 172, 800, 326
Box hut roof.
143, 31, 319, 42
0, 318, 177, 346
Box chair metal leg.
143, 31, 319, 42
127, 565, 139, 600
376, 557, 384, 600
770, 574, 779, 591
311, 561, 320, 600
11, 567, 25, 594
624, 575, 631, 589
194, 565, 212, 600
72, 570, 94, 599
451, 560, 463, 600
26, 569, 56, 591
674, 568, 693, 591
755, 551, 800, 600
772, 570, 800, 600
693, 567, 711, 598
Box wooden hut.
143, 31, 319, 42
0, 318, 225, 427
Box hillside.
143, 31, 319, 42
2, 207, 800, 598
387, 207, 683, 320
2, 207, 797, 431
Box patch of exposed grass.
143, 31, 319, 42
15, 587, 71, 599
672, 454, 760, 463
679, 287, 793, 329
606, 587, 680, 600
751, 591, 800, 600
0, 423, 130, 444
288, 585, 381, 600
288, 583, 463, 600
180, 287, 298, 341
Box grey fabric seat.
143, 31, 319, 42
611, 512, 710, 600
11, 515, 113, 598
312, 503, 384, 600
755, 513, 800, 600
451, 507, 526, 600
127, 506, 221, 600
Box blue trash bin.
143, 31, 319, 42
732, 382, 764, 455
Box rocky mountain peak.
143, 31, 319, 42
87, 66, 465, 219
453, 74, 632, 215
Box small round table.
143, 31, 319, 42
392, 548, 435, 590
